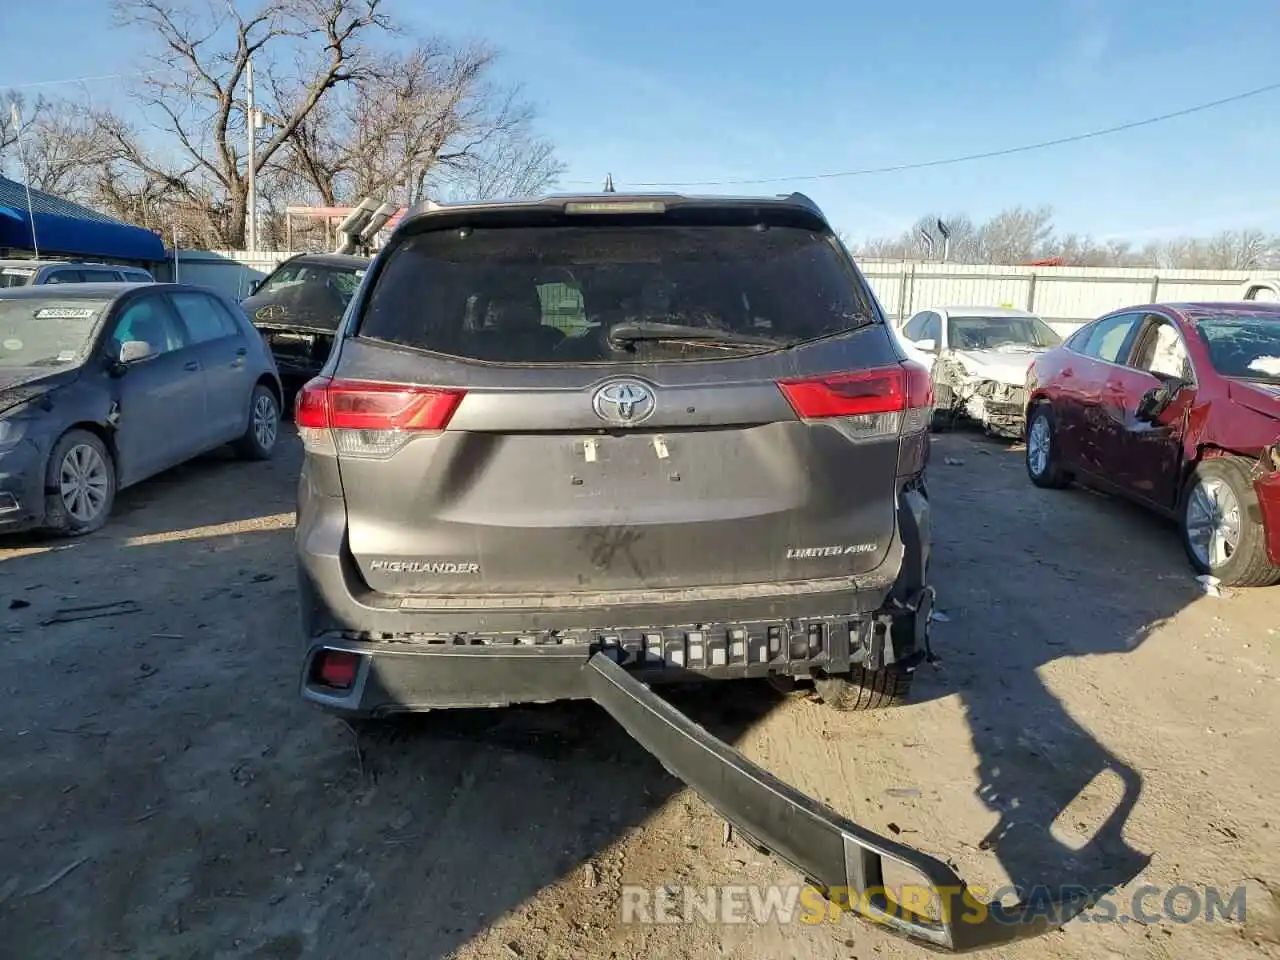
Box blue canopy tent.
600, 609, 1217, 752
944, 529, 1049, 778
0, 175, 166, 264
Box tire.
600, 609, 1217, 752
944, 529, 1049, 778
43, 429, 117, 537
813, 665, 913, 711
1179, 457, 1280, 588
1025, 404, 1070, 489
234, 383, 280, 460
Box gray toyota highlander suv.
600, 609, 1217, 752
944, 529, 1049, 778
293, 192, 936, 716
287, 194, 1094, 951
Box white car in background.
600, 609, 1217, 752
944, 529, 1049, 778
894, 305, 1063, 437
1240, 277, 1280, 301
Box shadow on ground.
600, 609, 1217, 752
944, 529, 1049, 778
912, 428, 1204, 907
0, 426, 1208, 958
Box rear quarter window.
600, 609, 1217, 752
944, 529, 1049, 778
357, 223, 879, 364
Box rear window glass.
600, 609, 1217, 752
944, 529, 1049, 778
358, 224, 878, 363
1, 268, 36, 289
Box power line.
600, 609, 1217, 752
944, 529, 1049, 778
574, 80, 1280, 188
0, 71, 157, 90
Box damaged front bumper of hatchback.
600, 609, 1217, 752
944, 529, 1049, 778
588, 654, 1093, 951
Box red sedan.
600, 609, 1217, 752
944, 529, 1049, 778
1025, 302, 1280, 587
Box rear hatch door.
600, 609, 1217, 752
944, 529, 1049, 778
306, 200, 927, 597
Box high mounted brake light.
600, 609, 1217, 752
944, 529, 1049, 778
777, 362, 934, 439
295, 377, 466, 458
564, 200, 667, 215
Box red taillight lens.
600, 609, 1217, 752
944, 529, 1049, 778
295, 377, 465, 431
778, 365, 911, 418
315, 649, 359, 689
901, 359, 934, 409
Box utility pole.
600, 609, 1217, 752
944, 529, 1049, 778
246, 56, 258, 253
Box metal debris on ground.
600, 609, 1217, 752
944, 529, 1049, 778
886, 787, 922, 799
581, 862, 600, 889
24, 857, 91, 897
40, 600, 141, 625
930, 610, 951, 623
943, 457, 965, 466
1196, 575, 1224, 598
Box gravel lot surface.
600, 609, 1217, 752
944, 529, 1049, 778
1, 428, 1277, 960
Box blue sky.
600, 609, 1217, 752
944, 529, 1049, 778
4, 0, 1280, 243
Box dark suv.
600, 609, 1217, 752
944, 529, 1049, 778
293, 192, 936, 716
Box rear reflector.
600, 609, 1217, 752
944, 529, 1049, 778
315, 649, 359, 689
296, 377, 466, 458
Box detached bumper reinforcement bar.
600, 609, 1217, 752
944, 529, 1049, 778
586, 654, 1091, 952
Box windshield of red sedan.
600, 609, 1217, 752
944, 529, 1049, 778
1195, 313, 1280, 382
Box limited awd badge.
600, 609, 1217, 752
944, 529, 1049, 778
787, 544, 877, 558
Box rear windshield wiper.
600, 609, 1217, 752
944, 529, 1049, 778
607, 321, 792, 349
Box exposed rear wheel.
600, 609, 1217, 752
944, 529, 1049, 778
234, 383, 280, 460
813, 665, 914, 711
1180, 457, 1280, 588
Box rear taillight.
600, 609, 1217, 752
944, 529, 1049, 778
295, 377, 466, 458
777, 362, 933, 439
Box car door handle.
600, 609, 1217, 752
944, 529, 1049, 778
184, 360, 199, 372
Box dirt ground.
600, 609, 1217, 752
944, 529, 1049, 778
1, 427, 1278, 960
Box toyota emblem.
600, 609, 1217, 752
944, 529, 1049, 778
592, 379, 656, 426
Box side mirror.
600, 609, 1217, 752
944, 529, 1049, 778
118, 339, 158, 365
1136, 384, 1174, 422
914, 338, 938, 353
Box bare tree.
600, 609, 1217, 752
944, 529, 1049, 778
1201, 229, 1275, 270
275, 39, 562, 208
849, 206, 1280, 270
973, 205, 1055, 264
97, 0, 393, 247
4, 99, 113, 198
0, 91, 48, 177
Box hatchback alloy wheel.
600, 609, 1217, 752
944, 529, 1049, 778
59, 443, 110, 524
253, 391, 279, 453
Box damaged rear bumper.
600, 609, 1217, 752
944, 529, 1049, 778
587, 654, 1093, 951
